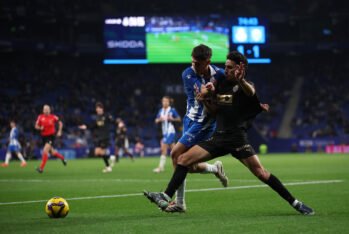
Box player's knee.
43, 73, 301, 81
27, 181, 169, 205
170, 148, 179, 161
254, 168, 269, 182
177, 154, 191, 167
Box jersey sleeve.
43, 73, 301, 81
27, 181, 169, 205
182, 69, 196, 98
211, 67, 225, 84
171, 108, 180, 118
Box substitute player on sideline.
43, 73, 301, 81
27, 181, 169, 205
35, 105, 67, 173
144, 51, 314, 215
153, 96, 181, 173
1, 120, 27, 167
166, 44, 228, 212
79, 102, 114, 173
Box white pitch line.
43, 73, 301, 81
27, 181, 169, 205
0, 180, 343, 206
0, 179, 260, 183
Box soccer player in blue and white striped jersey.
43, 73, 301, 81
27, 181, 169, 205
1, 120, 27, 167
153, 96, 181, 173
166, 44, 228, 212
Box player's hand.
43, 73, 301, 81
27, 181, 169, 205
260, 103, 270, 112
57, 131, 62, 137
78, 124, 87, 130
195, 92, 205, 101
205, 82, 215, 92
234, 62, 246, 82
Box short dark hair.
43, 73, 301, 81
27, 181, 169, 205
227, 51, 248, 70
95, 102, 104, 109
191, 44, 212, 61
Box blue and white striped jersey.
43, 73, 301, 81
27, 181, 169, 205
156, 107, 180, 136
182, 64, 225, 123
9, 127, 20, 147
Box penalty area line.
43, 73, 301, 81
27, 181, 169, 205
0, 179, 343, 206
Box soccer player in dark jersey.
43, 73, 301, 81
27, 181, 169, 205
35, 105, 67, 173
79, 102, 114, 173
114, 118, 134, 162
144, 51, 314, 215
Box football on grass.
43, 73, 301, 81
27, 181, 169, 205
45, 197, 69, 218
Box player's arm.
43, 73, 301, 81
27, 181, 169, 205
35, 117, 43, 131
202, 96, 218, 116
155, 110, 163, 124
235, 63, 255, 96
200, 86, 218, 115
57, 120, 63, 137
168, 109, 181, 123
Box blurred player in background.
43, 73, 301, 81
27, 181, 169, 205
166, 44, 228, 212
113, 118, 134, 163
134, 136, 145, 158
153, 96, 181, 173
35, 105, 66, 173
1, 120, 27, 167
79, 102, 114, 173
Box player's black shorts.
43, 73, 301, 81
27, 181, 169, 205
42, 135, 55, 147
197, 130, 256, 160
94, 138, 110, 149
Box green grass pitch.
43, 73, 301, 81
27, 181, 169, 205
146, 32, 229, 63
0, 154, 348, 234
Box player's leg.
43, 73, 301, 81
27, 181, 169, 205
50, 148, 67, 166
123, 138, 134, 161
14, 149, 27, 167
97, 144, 112, 173
37, 143, 51, 173
154, 140, 168, 173
144, 145, 213, 210
1, 150, 12, 167
240, 154, 314, 215
114, 144, 120, 162
169, 141, 189, 208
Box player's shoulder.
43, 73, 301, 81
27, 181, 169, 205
211, 64, 225, 77
182, 67, 196, 80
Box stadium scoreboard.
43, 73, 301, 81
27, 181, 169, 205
104, 16, 271, 64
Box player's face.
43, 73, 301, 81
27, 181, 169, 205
43, 105, 51, 115
162, 98, 170, 108
10, 121, 15, 128
225, 60, 238, 81
96, 106, 104, 115
192, 57, 210, 76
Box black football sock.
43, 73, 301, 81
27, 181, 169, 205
126, 151, 134, 159
164, 165, 188, 198
265, 174, 296, 205
103, 154, 110, 167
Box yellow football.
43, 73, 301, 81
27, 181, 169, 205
45, 197, 69, 218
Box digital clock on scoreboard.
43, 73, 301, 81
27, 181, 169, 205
230, 17, 271, 64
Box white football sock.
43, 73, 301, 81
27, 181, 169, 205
202, 163, 218, 174
5, 152, 11, 164
159, 155, 166, 170
17, 152, 26, 163
176, 179, 186, 206
292, 199, 300, 207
